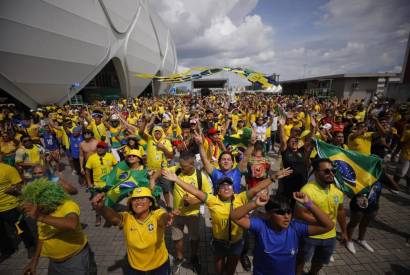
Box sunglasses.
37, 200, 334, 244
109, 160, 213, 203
271, 208, 292, 215
319, 168, 337, 175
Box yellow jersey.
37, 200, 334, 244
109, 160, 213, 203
205, 192, 248, 242
0, 163, 22, 212
300, 181, 343, 239
85, 153, 117, 188
0, 140, 17, 155
348, 132, 374, 155
119, 209, 168, 271
15, 145, 42, 165
88, 120, 107, 141
38, 200, 87, 260
145, 136, 172, 170
25, 124, 40, 141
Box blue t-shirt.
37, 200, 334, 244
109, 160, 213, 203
250, 218, 308, 275
210, 167, 242, 194
69, 135, 83, 159
42, 132, 59, 151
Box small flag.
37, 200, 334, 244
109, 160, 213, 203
101, 161, 152, 207
315, 139, 382, 197
223, 127, 253, 147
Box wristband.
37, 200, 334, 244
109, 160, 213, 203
304, 200, 313, 209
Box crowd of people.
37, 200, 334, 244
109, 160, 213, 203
0, 93, 408, 275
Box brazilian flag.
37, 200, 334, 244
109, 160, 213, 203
315, 139, 383, 197
223, 127, 253, 148
100, 161, 159, 207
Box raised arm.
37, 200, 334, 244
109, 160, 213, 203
194, 132, 215, 175
278, 116, 287, 152
246, 168, 293, 199
238, 129, 257, 172
91, 193, 122, 226
162, 170, 206, 202
230, 191, 269, 229
293, 192, 334, 236
22, 203, 80, 231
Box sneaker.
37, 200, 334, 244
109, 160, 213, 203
190, 256, 201, 274
240, 254, 252, 271
358, 240, 374, 253
71, 170, 77, 176
172, 257, 186, 274
330, 255, 335, 262
346, 241, 356, 254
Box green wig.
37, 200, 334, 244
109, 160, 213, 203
21, 178, 68, 213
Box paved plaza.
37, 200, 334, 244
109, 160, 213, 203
1, 156, 410, 275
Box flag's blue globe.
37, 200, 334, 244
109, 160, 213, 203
334, 160, 356, 186
119, 171, 130, 180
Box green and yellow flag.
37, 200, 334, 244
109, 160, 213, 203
315, 139, 382, 197
100, 161, 154, 207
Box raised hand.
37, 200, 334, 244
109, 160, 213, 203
22, 203, 41, 220
91, 193, 105, 211
292, 192, 310, 205
273, 167, 293, 180
161, 170, 178, 182
166, 208, 181, 227
255, 189, 269, 207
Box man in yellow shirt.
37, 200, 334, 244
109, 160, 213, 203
0, 154, 36, 261
165, 151, 212, 274
85, 141, 117, 226
21, 178, 95, 275
144, 125, 173, 170
347, 122, 374, 155
15, 135, 44, 180
87, 110, 108, 141
295, 159, 347, 275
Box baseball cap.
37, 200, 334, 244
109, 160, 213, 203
208, 128, 218, 135
96, 141, 108, 149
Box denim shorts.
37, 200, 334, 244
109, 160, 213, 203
301, 237, 336, 265
211, 238, 244, 257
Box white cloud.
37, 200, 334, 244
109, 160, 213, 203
150, 0, 410, 83
150, 0, 274, 79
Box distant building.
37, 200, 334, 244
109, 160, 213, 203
0, 0, 177, 108
386, 32, 410, 102
281, 73, 400, 100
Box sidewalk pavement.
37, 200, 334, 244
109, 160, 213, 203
1, 155, 410, 275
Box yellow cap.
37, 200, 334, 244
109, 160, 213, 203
126, 149, 142, 159
130, 187, 154, 201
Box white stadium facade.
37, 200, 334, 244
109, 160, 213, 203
0, 0, 178, 108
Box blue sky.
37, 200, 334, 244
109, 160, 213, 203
151, 0, 410, 84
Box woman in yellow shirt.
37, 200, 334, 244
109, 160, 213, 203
161, 168, 292, 275
22, 178, 94, 275
92, 187, 178, 274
